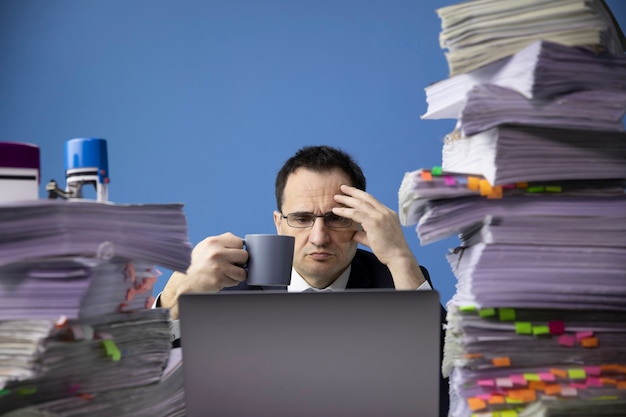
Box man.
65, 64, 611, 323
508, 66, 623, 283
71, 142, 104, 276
158, 145, 449, 415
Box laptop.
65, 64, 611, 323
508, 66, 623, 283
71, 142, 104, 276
178, 290, 441, 417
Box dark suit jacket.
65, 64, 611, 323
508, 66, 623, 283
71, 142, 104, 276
226, 248, 450, 416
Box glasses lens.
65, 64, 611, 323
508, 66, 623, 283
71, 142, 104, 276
324, 213, 352, 228
287, 213, 315, 228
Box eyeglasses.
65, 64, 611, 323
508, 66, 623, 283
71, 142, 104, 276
281, 212, 353, 229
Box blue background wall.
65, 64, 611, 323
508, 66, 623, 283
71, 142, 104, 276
2, 0, 625, 306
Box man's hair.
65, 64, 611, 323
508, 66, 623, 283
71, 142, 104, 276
275, 145, 366, 211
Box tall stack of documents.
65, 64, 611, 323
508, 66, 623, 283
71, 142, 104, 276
0, 199, 191, 416
400, 1, 626, 416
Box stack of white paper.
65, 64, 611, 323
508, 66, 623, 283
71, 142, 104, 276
0, 199, 192, 415
435, 0, 625, 76
401, 0, 626, 415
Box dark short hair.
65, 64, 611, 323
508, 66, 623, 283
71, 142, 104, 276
275, 145, 366, 211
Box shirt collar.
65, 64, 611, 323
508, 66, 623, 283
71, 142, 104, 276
287, 266, 351, 292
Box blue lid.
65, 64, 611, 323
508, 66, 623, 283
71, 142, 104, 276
65, 138, 109, 184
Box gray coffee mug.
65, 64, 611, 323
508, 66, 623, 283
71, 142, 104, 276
244, 234, 295, 286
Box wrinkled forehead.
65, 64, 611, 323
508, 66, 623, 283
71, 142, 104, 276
282, 168, 352, 211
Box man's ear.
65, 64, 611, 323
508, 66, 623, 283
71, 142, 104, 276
273, 211, 282, 234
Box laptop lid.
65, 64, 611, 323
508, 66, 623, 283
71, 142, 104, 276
178, 290, 441, 417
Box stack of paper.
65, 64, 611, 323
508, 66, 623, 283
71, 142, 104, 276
435, 0, 625, 76
0, 199, 192, 415
422, 39, 626, 120
400, 0, 626, 415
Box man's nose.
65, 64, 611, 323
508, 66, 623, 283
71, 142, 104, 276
308, 217, 331, 246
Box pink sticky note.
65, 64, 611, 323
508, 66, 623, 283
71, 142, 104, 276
575, 331, 593, 341
561, 387, 578, 397
558, 335, 576, 347
478, 379, 495, 387
587, 377, 603, 387
584, 366, 601, 376
496, 378, 513, 388
539, 372, 556, 382
443, 176, 456, 186
510, 374, 526, 385
570, 383, 587, 389
476, 394, 492, 400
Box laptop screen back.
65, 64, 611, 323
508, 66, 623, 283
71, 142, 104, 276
179, 290, 441, 417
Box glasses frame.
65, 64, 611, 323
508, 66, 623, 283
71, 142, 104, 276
281, 211, 353, 229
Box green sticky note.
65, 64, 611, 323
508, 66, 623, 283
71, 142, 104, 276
524, 373, 541, 382
506, 398, 523, 404
545, 186, 562, 193
0, 389, 10, 397
431, 166, 443, 176
527, 186, 545, 193
459, 305, 477, 312
500, 410, 519, 417
568, 369, 586, 379
532, 325, 550, 336
515, 322, 532, 334
478, 308, 496, 318
17, 387, 37, 395
102, 339, 122, 361
499, 308, 516, 321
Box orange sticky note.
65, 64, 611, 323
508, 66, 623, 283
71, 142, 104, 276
487, 185, 503, 199
467, 397, 487, 411
478, 179, 492, 196
488, 394, 505, 404
467, 176, 480, 191
550, 368, 568, 378
420, 170, 433, 181
544, 384, 561, 395
529, 381, 547, 391
492, 357, 511, 367
581, 337, 599, 348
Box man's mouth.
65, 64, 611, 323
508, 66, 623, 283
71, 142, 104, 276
308, 252, 333, 261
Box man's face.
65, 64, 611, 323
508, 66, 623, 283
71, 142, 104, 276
273, 167, 359, 288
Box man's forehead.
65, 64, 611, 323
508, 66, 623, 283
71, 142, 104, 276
282, 168, 351, 207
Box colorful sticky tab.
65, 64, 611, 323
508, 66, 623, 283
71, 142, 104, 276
0, 389, 10, 397
568, 369, 586, 380
467, 397, 487, 411
459, 305, 477, 312
532, 325, 550, 336
587, 377, 603, 387
539, 372, 556, 382
544, 384, 561, 395
524, 373, 541, 382
478, 179, 492, 196
498, 308, 516, 321
581, 337, 599, 348
550, 368, 568, 378
515, 182, 528, 189
575, 331, 593, 341
431, 166, 443, 176
584, 366, 601, 376
500, 410, 519, 417
492, 357, 511, 367
548, 321, 565, 335
545, 185, 562, 192
17, 387, 37, 395
420, 170, 433, 181
510, 374, 526, 385
478, 379, 495, 387
478, 308, 496, 318
515, 322, 532, 334
486, 185, 503, 199
443, 176, 456, 186
496, 377, 513, 388
488, 394, 505, 404
467, 176, 480, 191
526, 186, 545, 193
102, 339, 122, 361
558, 335, 576, 347
560, 386, 578, 397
